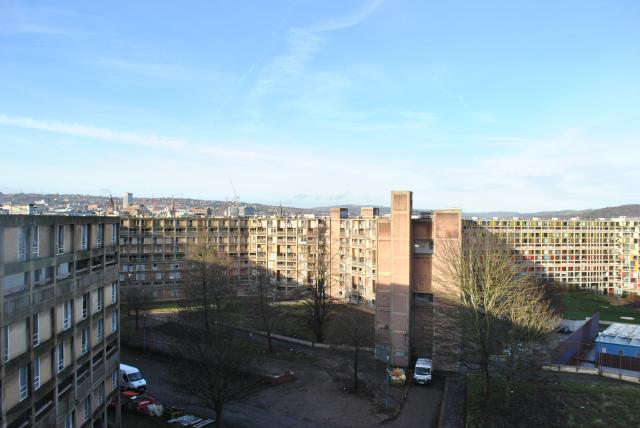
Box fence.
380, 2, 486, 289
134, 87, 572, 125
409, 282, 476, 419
551, 312, 600, 365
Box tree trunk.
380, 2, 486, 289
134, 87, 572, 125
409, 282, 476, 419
134, 308, 139, 330
267, 330, 272, 351
353, 346, 359, 390
215, 404, 223, 428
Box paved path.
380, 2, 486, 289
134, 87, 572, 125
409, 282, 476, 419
387, 376, 445, 428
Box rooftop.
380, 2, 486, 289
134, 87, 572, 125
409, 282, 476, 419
595, 322, 640, 347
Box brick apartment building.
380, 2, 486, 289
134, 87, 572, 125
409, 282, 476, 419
0, 215, 120, 428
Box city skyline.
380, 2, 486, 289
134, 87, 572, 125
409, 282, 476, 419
1, 1, 639, 211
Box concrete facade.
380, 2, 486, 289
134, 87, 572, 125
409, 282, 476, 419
0, 215, 120, 428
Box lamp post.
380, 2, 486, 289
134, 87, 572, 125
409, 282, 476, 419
385, 355, 390, 409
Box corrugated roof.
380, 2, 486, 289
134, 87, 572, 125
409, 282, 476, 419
595, 323, 640, 347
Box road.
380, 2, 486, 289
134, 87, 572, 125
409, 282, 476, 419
124, 317, 444, 427
388, 375, 445, 428
121, 347, 323, 428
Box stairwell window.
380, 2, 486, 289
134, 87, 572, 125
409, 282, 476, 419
97, 287, 104, 311
81, 224, 88, 250
98, 381, 105, 405
111, 282, 117, 304
97, 318, 104, 343
19, 366, 28, 401
2, 326, 9, 362
18, 227, 26, 261
82, 293, 89, 319
83, 396, 90, 422
32, 226, 39, 257
111, 224, 117, 245
57, 225, 65, 254
63, 300, 73, 330
97, 224, 104, 248
57, 342, 64, 373
33, 355, 41, 390
111, 310, 118, 333
32, 313, 40, 346
81, 327, 89, 355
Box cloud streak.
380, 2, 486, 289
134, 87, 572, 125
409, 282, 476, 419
245, 0, 386, 121
0, 114, 186, 150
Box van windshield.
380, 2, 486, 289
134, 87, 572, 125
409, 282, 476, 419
415, 367, 430, 376
128, 372, 142, 381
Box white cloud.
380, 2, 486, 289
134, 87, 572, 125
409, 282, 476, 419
0, 114, 185, 150
245, 0, 386, 121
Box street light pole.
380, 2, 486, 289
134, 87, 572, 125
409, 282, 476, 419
385, 355, 390, 409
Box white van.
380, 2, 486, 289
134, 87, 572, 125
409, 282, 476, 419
413, 358, 432, 385
120, 363, 147, 392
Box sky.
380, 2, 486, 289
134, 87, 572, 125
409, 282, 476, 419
0, 0, 639, 211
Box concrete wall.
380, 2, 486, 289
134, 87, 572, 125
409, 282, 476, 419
431, 210, 462, 372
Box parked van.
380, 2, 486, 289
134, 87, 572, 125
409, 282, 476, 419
413, 358, 432, 385
120, 363, 147, 392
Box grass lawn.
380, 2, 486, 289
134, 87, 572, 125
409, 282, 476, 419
467, 374, 640, 427
559, 291, 640, 323
235, 300, 375, 347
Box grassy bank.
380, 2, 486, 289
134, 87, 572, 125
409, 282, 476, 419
559, 291, 640, 322
467, 374, 640, 427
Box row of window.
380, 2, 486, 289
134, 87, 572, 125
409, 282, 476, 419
16, 224, 117, 261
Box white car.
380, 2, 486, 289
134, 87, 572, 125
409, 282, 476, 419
413, 358, 432, 385
120, 363, 147, 392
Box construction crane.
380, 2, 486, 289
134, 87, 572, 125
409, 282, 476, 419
228, 177, 240, 216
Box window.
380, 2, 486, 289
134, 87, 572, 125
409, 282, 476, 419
18, 227, 26, 261
57, 225, 65, 254
81, 327, 89, 355
81, 224, 88, 250
97, 318, 104, 342
33, 355, 41, 390
97, 287, 104, 311
64, 414, 73, 428
3, 325, 10, 362
97, 224, 104, 248
83, 396, 90, 421
63, 300, 73, 330
111, 282, 117, 304
111, 370, 118, 391
32, 313, 40, 346
111, 224, 117, 245
111, 310, 118, 333
98, 381, 105, 405
57, 342, 64, 373
82, 293, 89, 319
32, 226, 39, 257
19, 366, 28, 401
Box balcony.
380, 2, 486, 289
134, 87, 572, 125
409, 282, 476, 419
413, 240, 434, 255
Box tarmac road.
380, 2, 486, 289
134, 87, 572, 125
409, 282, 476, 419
387, 375, 445, 428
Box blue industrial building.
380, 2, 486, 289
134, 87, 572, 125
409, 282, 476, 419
595, 323, 640, 370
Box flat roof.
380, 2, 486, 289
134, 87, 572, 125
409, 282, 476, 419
595, 322, 640, 347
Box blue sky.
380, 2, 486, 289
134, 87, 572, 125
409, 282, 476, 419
1, 0, 639, 211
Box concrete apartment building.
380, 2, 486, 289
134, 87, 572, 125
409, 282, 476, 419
474, 217, 640, 295
118, 191, 462, 369
0, 215, 120, 428
119, 215, 325, 298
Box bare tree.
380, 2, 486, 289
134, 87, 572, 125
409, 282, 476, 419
436, 226, 557, 410
253, 265, 281, 351
336, 306, 371, 391
122, 280, 152, 330
173, 237, 257, 428
301, 234, 335, 344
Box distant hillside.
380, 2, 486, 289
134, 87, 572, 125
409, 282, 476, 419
467, 205, 640, 219
2, 192, 638, 219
